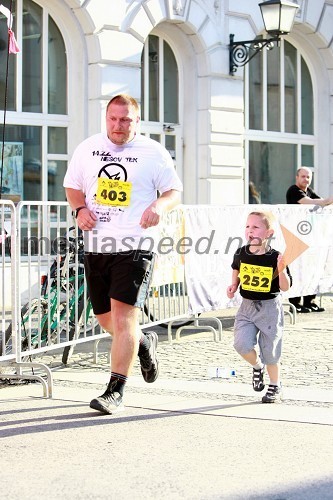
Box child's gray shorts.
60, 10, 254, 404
233, 296, 284, 365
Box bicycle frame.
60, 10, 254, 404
20, 228, 89, 350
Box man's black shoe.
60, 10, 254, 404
139, 331, 159, 383
292, 305, 311, 313
307, 303, 325, 312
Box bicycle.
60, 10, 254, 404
1, 227, 95, 365
41, 229, 97, 364
1, 227, 192, 364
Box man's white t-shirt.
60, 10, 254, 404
64, 132, 183, 253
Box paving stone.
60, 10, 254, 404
18, 295, 332, 409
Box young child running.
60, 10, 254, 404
226, 211, 292, 403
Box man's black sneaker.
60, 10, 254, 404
262, 384, 282, 403
90, 390, 124, 415
292, 305, 311, 313
252, 367, 265, 392
139, 331, 159, 383
307, 303, 325, 312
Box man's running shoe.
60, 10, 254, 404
262, 384, 282, 403
139, 331, 159, 383
252, 367, 265, 392
90, 390, 124, 415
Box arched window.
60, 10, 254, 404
141, 34, 183, 178
246, 39, 314, 204
0, 0, 67, 202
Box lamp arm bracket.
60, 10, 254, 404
229, 34, 280, 75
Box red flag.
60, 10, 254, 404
8, 28, 19, 54
0, 4, 20, 54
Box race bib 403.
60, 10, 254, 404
239, 263, 273, 292
96, 178, 132, 206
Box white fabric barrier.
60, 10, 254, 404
181, 205, 333, 314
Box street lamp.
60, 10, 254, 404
229, 0, 299, 75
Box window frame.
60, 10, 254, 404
140, 33, 183, 181
245, 38, 316, 203
0, 0, 69, 202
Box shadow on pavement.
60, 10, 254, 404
0, 399, 262, 438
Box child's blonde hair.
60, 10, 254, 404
248, 211, 275, 229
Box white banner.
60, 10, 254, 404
182, 205, 333, 314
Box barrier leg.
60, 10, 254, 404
93, 339, 101, 363
283, 302, 297, 325
167, 315, 195, 343
0, 361, 53, 398
175, 316, 223, 342
93, 337, 111, 364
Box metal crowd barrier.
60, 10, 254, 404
1, 200, 53, 396
1, 202, 220, 397
0, 199, 17, 365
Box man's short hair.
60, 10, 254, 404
296, 166, 312, 176
106, 94, 139, 113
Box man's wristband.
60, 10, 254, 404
74, 206, 86, 218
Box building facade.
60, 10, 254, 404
0, 0, 332, 206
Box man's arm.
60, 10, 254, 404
140, 189, 181, 229
65, 187, 86, 210
298, 195, 333, 206
65, 187, 97, 230
155, 189, 182, 212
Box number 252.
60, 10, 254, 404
243, 275, 269, 287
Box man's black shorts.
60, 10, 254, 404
84, 250, 156, 315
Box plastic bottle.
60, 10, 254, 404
207, 367, 236, 379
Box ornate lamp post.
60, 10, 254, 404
229, 0, 299, 75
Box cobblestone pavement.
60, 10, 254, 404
2, 297, 332, 403
18, 295, 331, 408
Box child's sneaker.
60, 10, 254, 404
262, 384, 282, 403
252, 367, 265, 392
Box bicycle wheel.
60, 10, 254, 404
61, 295, 86, 365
